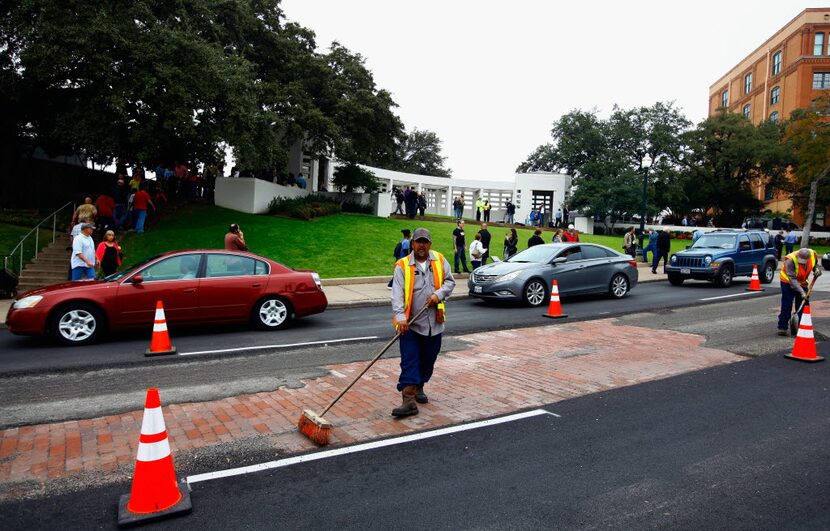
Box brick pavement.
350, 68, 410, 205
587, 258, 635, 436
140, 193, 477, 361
0, 318, 742, 501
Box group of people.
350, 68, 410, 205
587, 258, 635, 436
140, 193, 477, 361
622, 227, 672, 274
450, 220, 495, 272
772, 229, 801, 260
392, 187, 427, 219
68, 217, 123, 282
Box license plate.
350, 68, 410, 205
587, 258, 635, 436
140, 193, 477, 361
474, 286, 482, 293
681, 268, 690, 274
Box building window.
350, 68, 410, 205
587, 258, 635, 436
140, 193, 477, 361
721, 90, 729, 108
813, 72, 830, 89
770, 86, 780, 105
744, 73, 752, 94
742, 104, 751, 118
769, 111, 779, 123
816, 33, 826, 56
772, 51, 782, 75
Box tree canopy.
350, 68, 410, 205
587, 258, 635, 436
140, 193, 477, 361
390, 128, 451, 177
0, 0, 428, 173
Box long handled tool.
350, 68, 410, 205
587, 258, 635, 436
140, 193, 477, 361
790, 276, 818, 335
298, 304, 430, 446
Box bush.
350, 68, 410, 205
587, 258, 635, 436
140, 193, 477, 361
267, 194, 371, 220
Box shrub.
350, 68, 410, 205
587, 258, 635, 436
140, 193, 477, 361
267, 194, 363, 220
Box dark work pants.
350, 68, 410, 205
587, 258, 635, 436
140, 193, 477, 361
454, 245, 469, 272
397, 331, 442, 391
778, 281, 805, 330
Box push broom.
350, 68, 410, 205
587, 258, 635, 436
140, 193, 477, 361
298, 304, 430, 445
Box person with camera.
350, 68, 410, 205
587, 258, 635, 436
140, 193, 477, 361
224, 223, 249, 252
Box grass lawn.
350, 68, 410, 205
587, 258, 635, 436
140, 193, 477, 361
0, 224, 53, 270
120, 204, 711, 278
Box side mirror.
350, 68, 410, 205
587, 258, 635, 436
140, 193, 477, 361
131, 274, 144, 285
552, 257, 567, 265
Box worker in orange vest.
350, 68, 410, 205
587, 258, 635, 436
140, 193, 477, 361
778, 247, 822, 336
390, 228, 455, 417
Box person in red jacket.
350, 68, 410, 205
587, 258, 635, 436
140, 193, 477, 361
95, 230, 122, 276
562, 224, 580, 242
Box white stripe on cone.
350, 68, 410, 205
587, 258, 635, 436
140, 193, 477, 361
153, 322, 168, 333
154, 307, 166, 321
140, 406, 167, 436
137, 439, 172, 462
798, 310, 814, 339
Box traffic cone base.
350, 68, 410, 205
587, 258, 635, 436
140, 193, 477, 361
785, 305, 824, 363
542, 280, 567, 319
746, 264, 764, 292
145, 301, 176, 356
118, 480, 192, 527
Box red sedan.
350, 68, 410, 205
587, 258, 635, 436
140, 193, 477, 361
5, 250, 328, 345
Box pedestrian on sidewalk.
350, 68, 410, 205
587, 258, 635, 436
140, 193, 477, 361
642, 229, 657, 263
469, 233, 486, 270
96, 230, 122, 277
777, 248, 822, 336
774, 230, 784, 260
652, 229, 671, 273
784, 229, 797, 255
224, 223, 249, 251
390, 227, 455, 417
71, 223, 97, 281
623, 226, 637, 258
388, 229, 411, 289
452, 220, 470, 274
478, 223, 492, 264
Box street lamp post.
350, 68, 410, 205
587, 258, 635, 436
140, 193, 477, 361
638, 155, 653, 261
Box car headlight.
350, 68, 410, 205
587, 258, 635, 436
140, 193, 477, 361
311, 272, 323, 291
704, 256, 712, 265
13, 295, 43, 309
670, 255, 677, 263
496, 271, 522, 282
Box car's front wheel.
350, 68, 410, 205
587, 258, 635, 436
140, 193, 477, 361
50, 303, 105, 346
252, 296, 292, 330
608, 273, 630, 299
760, 261, 775, 284
668, 273, 685, 286
715, 264, 734, 287
522, 278, 548, 307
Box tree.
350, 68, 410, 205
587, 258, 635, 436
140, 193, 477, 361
784, 95, 830, 245
680, 112, 790, 227
517, 103, 690, 232
332, 163, 380, 193
391, 128, 451, 176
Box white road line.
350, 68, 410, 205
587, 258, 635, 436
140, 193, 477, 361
186, 409, 559, 485
699, 292, 764, 301
179, 336, 379, 356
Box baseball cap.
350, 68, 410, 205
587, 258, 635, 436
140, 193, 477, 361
81, 223, 96, 230
568, 224, 574, 230
797, 248, 811, 263
412, 228, 432, 242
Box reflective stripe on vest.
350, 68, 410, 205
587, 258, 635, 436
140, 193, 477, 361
393, 251, 446, 330
780, 250, 817, 285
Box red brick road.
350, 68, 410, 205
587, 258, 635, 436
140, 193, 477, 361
0, 318, 741, 501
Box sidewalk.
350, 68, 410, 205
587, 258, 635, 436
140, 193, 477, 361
0, 315, 742, 501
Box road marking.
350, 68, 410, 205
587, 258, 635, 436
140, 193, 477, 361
179, 336, 379, 356
699, 292, 764, 301
186, 408, 558, 485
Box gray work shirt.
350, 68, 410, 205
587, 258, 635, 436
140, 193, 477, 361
391, 251, 456, 336
783, 254, 819, 295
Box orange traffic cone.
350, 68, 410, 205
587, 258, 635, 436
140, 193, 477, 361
145, 301, 177, 356
542, 280, 567, 319
118, 388, 192, 526
785, 304, 824, 363
746, 265, 764, 292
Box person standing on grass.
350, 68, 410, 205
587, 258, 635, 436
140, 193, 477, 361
417, 192, 427, 217
475, 197, 484, 222
555, 208, 563, 228
469, 233, 486, 270
483, 200, 492, 222
452, 220, 470, 274
387, 229, 411, 289
478, 223, 492, 265
504, 199, 515, 224
224, 223, 248, 251
132, 187, 155, 233
391, 228, 455, 417
71, 223, 97, 281
504, 228, 518, 258
552, 229, 564, 243
96, 230, 122, 277
563, 224, 579, 242
528, 229, 544, 247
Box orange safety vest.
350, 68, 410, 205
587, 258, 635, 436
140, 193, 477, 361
780, 250, 817, 286
393, 251, 447, 330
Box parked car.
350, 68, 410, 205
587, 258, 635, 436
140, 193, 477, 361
468, 243, 638, 307
5, 250, 328, 345
665, 229, 777, 287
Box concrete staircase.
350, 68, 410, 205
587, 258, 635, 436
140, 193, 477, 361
16, 234, 72, 294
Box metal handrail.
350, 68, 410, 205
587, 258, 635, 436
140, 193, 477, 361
3, 201, 75, 273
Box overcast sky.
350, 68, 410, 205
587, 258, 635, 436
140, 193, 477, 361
281, 1, 827, 181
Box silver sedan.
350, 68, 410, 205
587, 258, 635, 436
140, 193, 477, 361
467, 243, 639, 307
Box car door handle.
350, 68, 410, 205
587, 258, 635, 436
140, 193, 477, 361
183, 288, 196, 293
577, 265, 586, 269
252, 283, 262, 288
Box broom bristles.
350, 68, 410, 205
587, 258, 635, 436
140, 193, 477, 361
297, 409, 332, 446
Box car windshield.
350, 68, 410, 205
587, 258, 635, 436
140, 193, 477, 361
103, 254, 162, 282
507, 246, 557, 264
692, 234, 737, 249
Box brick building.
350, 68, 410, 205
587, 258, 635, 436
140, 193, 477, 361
708, 7, 830, 227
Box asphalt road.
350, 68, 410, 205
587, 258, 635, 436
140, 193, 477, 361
0, 280, 788, 428
5, 350, 830, 530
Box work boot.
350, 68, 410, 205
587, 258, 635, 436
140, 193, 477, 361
391, 385, 419, 417
415, 384, 429, 404
777, 329, 788, 336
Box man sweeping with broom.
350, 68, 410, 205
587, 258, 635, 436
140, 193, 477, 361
778, 247, 822, 336
390, 227, 455, 417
